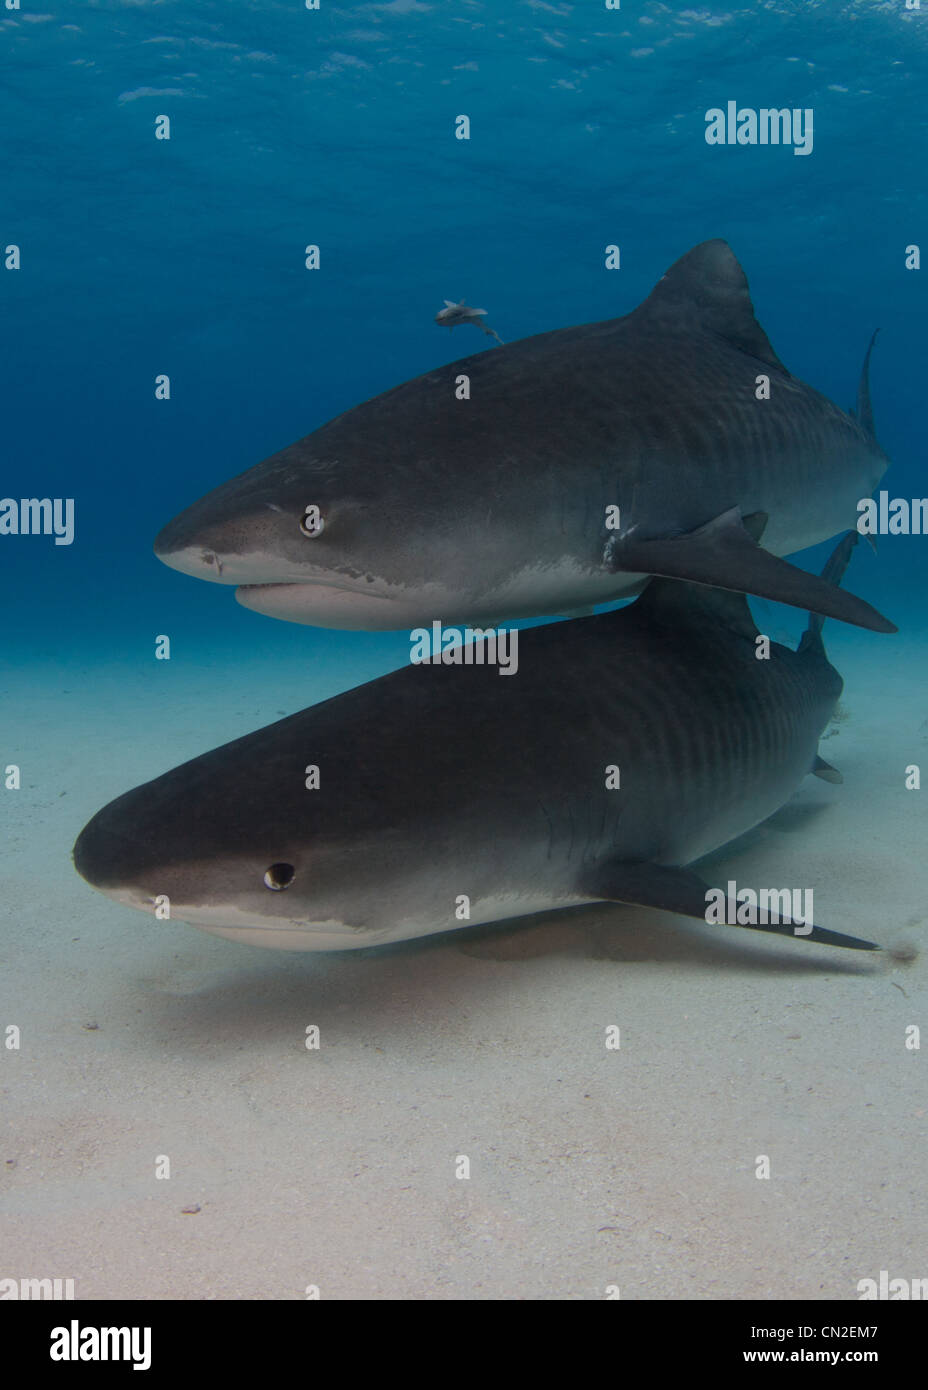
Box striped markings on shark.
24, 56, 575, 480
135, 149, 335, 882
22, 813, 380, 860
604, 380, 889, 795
74, 531, 878, 956
73, 243, 905, 961
153, 240, 896, 636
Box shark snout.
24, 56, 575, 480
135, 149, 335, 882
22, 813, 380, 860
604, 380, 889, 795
73, 783, 207, 910
73, 803, 160, 902
156, 540, 229, 582
73, 797, 241, 924
154, 511, 241, 585
153, 501, 339, 588
73, 794, 370, 949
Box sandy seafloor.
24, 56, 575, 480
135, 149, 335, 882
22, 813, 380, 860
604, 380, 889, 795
2, 615, 925, 1302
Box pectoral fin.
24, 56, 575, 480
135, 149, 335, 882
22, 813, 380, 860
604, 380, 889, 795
812, 755, 843, 784
556, 603, 598, 619
579, 859, 878, 952
605, 508, 896, 634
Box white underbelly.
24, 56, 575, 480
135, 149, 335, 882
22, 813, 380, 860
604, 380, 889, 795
193, 890, 586, 951
235, 561, 641, 630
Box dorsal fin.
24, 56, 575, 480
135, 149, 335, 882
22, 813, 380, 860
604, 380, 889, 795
856, 329, 880, 441
634, 576, 759, 640
632, 239, 789, 373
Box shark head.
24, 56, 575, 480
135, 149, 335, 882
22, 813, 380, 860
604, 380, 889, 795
71, 714, 419, 950
153, 439, 457, 629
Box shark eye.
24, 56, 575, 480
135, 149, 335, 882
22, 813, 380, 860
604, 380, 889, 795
264, 862, 295, 891
300, 505, 325, 538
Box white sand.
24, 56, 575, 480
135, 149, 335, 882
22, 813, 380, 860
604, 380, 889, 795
2, 630, 925, 1300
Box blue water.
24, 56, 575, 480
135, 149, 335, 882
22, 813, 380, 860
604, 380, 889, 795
4, 3, 928, 1306
2, 0, 926, 674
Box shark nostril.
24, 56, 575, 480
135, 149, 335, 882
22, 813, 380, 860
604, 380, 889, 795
201, 549, 224, 576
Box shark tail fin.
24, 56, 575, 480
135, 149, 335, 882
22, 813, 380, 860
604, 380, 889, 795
799, 531, 860, 654
856, 329, 880, 442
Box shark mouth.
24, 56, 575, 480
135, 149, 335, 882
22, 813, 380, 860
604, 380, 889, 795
156, 538, 418, 628
235, 581, 402, 628
96, 887, 376, 952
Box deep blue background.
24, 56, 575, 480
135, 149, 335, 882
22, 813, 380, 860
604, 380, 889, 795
2, 0, 925, 676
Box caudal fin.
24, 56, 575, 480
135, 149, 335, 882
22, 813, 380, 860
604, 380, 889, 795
855, 329, 880, 442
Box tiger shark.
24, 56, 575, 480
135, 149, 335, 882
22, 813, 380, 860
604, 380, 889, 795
74, 530, 878, 955
153, 239, 894, 634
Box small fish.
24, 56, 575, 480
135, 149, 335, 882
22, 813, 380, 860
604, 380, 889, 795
435, 299, 504, 344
